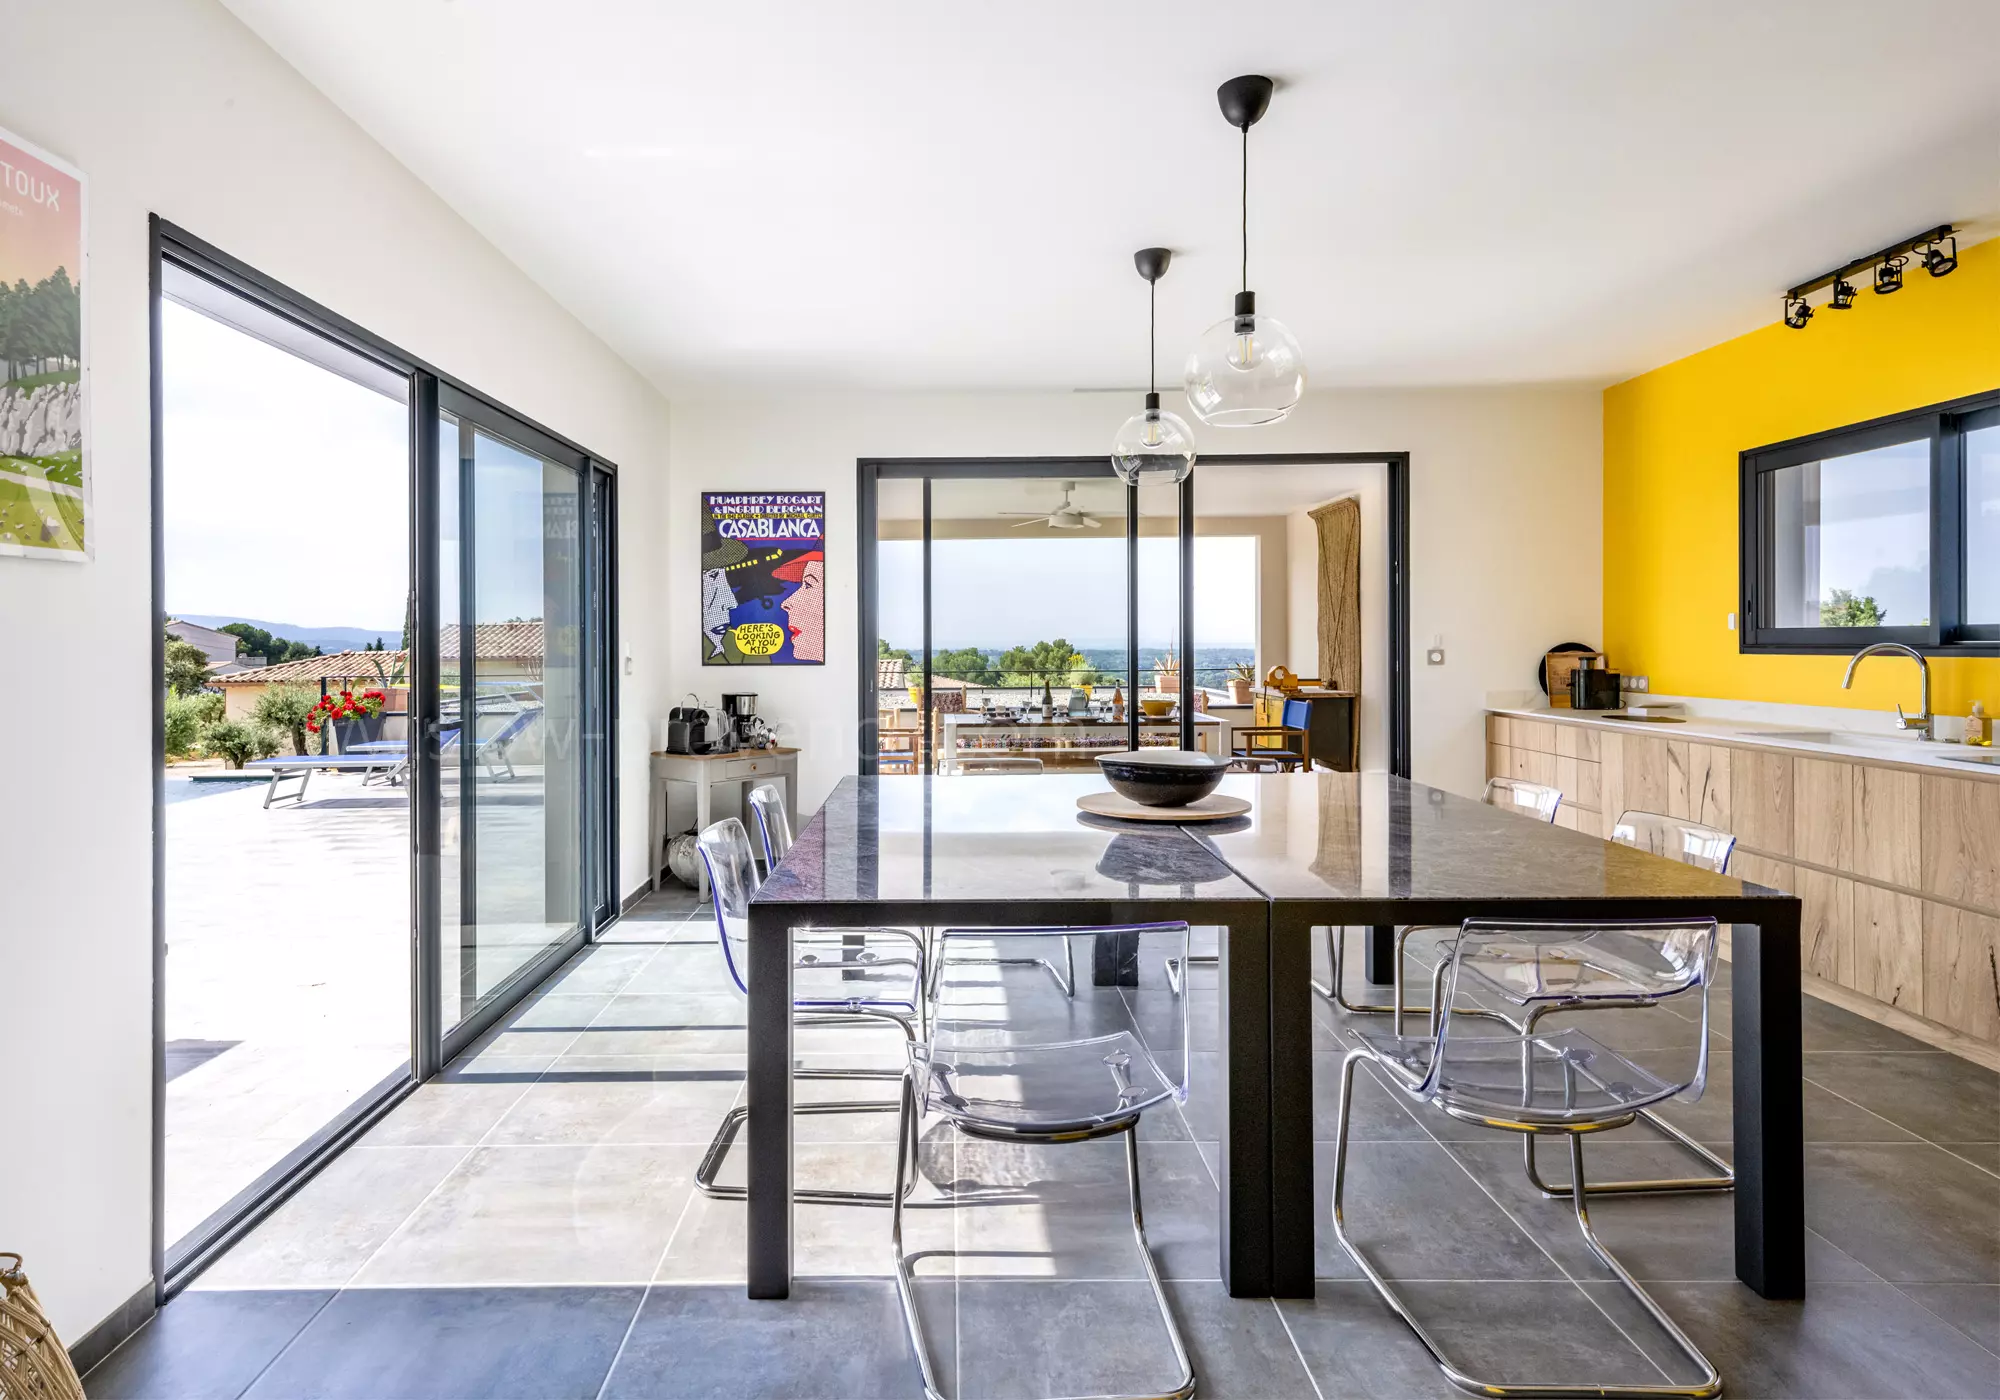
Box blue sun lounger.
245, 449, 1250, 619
245, 752, 411, 808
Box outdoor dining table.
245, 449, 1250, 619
744, 771, 1804, 1303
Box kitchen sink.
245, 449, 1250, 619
1599, 714, 1687, 723
1938, 749, 2000, 766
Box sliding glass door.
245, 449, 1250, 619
154, 224, 621, 1290
436, 391, 594, 1050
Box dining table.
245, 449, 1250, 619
744, 771, 1804, 1304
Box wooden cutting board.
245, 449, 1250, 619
1076, 791, 1252, 823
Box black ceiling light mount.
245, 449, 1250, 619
1781, 223, 1957, 329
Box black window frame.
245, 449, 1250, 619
1739, 388, 2000, 656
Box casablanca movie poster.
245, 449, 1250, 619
0, 127, 85, 560
701, 491, 826, 665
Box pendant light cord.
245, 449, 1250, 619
1148, 277, 1157, 396
1240, 125, 1249, 294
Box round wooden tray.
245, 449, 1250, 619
1076, 791, 1252, 823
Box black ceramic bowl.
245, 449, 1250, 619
1094, 749, 1229, 807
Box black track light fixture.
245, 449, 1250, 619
1921, 235, 1958, 278
1781, 223, 1957, 330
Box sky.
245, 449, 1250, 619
879, 534, 1258, 650
1812, 438, 1930, 626
164, 299, 564, 635
162, 300, 409, 633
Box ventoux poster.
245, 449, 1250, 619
0, 126, 87, 560
701, 491, 826, 665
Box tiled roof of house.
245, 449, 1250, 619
214, 622, 544, 686
877, 656, 906, 689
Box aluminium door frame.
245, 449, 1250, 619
148, 217, 621, 1301
854, 452, 1413, 779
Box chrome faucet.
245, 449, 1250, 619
1842, 642, 1933, 740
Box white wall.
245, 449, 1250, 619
1280, 477, 1389, 771
0, 0, 672, 1342
667, 386, 1601, 810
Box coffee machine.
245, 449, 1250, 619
720, 692, 766, 750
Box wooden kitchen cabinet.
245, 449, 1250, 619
1486, 710, 2000, 1047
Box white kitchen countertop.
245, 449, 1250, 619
1489, 703, 2000, 781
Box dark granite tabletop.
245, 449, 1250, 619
753, 774, 1266, 907
1193, 770, 1794, 910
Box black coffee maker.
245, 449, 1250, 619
720, 692, 762, 750
1569, 660, 1623, 711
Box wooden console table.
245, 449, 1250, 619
648, 747, 801, 898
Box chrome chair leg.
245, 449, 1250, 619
1516, 1003, 1735, 1197
1164, 953, 1216, 995
1329, 1051, 1722, 1399
696, 1066, 914, 1205
890, 1079, 1197, 1400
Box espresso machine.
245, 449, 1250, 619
720, 692, 767, 750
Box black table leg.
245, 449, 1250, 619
1269, 907, 1316, 1298
746, 901, 794, 1299
1732, 904, 1805, 1299
1362, 924, 1396, 985
1218, 906, 1273, 1296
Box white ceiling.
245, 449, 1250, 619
224, 0, 2000, 395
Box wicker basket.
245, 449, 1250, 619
0, 1254, 86, 1400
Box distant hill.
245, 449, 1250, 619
172, 614, 400, 653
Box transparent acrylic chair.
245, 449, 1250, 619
1316, 778, 1563, 1023
1331, 917, 1724, 1399
693, 818, 925, 1205
892, 922, 1197, 1400
747, 782, 794, 870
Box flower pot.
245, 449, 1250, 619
1228, 679, 1253, 704
332, 714, 385, 753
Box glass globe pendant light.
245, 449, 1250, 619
1184, 75, 1305, 427
1111, 246, 1197, 485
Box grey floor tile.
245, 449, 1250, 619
657, 1140, 951, 1281
1283, 1279, 1671, 1396
601, 1281, 922, 1399
1803, 1051, 2000, 1145
1157, 1285, 1317, 1399
952, 1137, 1220, 1282
1438, 1138, 1875, 1284
1898, 1283, 2000, 1358
1798, 992, 1938, 1053
565, 995, 748, 1056
468, 992, 612, 1057
485, 1057, 744, 1146
1634, 1280, 2000, 1398
352, 1144, 700, 1285
1807, 1143, 2000, 1285
85, 1290, 334, 1400
616, 942, 746, 997
953, 1280, 1197, 1400
545, 942, 661, 996
358, 1059, 544, 1147
240, 1286, 641, 1400
1314, 1140, 1564, 1282
190, 1146, 471, 1290
1946, 1142, 2000, 1173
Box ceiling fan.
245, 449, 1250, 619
998, 481, 1104, 530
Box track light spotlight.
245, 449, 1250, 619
1828, 276, 1858, 310
1783, 295, 1813, 329
1921, 236, 1957, 278
1873, 256, 1904, 295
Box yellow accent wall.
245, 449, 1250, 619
1604, 236, 2000, 717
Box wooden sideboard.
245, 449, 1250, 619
1487, 712, 2000, 1047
